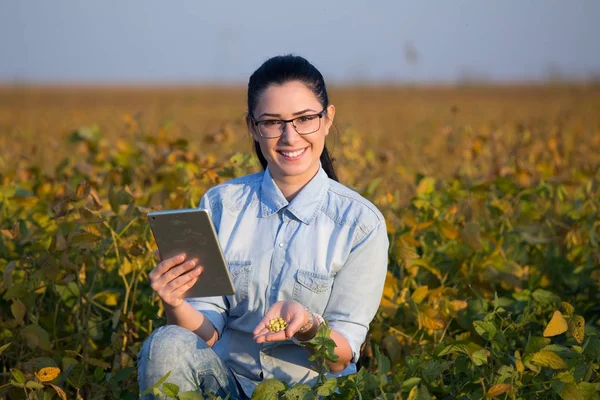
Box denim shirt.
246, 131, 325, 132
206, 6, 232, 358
186, 165, 389, 397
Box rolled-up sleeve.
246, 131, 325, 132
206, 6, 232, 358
185, 192, 229, 337
324, 220, 389, 362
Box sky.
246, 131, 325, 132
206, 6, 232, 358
1, 0, 599, 84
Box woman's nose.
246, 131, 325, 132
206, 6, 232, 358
280, 122, 301, 141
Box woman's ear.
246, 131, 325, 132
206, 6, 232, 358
246, 114, 259, 141
324, 104, 336, 134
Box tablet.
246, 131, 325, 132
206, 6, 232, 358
147, 208, 235, 298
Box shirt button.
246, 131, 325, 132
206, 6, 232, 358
278, 242, 284, 247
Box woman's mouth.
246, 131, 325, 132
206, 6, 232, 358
277, 147, 307, 160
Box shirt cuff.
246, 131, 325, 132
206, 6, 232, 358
185, 298, 227, 337
327, 320, 367, 363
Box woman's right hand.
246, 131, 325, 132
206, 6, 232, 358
148, 250, 204, 309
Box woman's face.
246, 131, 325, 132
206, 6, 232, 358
248, 81, 335, 184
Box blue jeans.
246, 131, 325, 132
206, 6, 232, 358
137, 325, 247, 399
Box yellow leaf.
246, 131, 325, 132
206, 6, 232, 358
386, 192, 394, 203
119, 257, 133, 276
75, 181, 90, 200
439, 221, 459, 240
403, 212, 418, 228
412, 286, 429, 304
543, 310, 568, 337
379, 271, 401, 316
94, 291, 120, 307
561, 301, 574, 317
386, 223, 396, 235
486, 383, 512, 397
415, 220, 434, 231
421, 307, 445, 330
1, 229, 13, 239
416, 177, 436, 196
399, 234, 420, 248
516, 359, 525, 374
407, 385, 418, 400
531, 350, 568, 369
569, 315, 585, 344
449, 300, 468, 312
427, 286, 444, 302
36, 367, 61, 382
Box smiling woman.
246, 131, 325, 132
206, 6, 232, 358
136, 55, 389, 399
248, 80, 335, 199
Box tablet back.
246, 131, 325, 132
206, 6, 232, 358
147, 208, 235, 298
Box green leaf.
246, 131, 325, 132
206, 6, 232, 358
69, 231, 101, 247
11, 299, 26, 324
470, 349, 488, 366
421, 360, 442, 382
66, 363, 86, 389
401, 377, 421, 392
473, 320, 497, 340
68, 125, 102, 143
110, 366, 134, 383
0, 342, 11, 356
252, 378, 286, 400
11, 368, 26, 384
559, 383, 583, 400
525, 337, 551, 355
283, 384, 313, 400
375, 344, 391, 386
409, 385, 431, 400
88, 357, 111, 369
583, 336, 600, 362
153, 370, 172, 389
532, 289, 561, 305
3, 283, 28, 300
578, 382, 597, 399
178, 392, 203, 400
23, 356, 58, 372
25, 380, 45, 389
20, 324, 51, 351
365, 177, 383, 196
163, 382, 179, 397
93, 366, 105, 382
316, 378, 338, 396
532, 350, 568, 369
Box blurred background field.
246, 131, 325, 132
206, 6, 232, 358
2, 83, 600, 200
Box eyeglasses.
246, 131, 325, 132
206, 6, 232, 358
249, 109, 327, 138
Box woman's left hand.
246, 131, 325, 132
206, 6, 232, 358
253, 301, 309, 343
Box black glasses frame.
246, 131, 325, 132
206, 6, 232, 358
249, 108, 327, 138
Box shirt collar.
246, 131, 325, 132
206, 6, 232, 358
259, 165, 330, 224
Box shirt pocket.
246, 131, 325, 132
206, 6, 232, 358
292, 269, 334, 315
227, 260, 252, 317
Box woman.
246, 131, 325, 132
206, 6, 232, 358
137, 55, 389, 399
